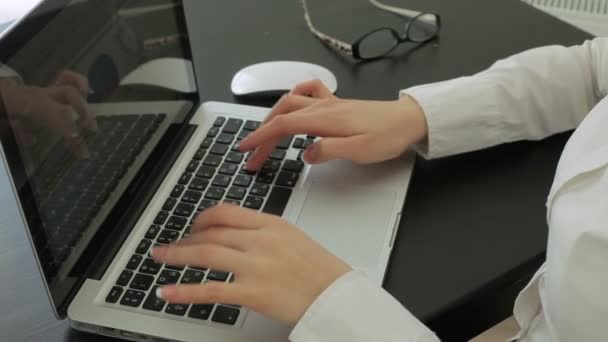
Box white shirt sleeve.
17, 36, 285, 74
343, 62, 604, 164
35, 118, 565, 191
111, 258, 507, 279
402, 37, 608, 159
289, 271, 439, 342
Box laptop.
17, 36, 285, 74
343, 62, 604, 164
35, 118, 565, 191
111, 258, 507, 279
0, 0, 415, 341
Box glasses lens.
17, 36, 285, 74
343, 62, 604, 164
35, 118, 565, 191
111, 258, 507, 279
407, 14, 439, 42
357, 29, 399, 59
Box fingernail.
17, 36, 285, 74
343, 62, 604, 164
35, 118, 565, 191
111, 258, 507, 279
152, 246, 168, 261
234, 143, 241, 151
304, 145, 317, 163
157, 286, 177, 300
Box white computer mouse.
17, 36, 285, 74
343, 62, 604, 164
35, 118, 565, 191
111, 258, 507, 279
231, 61, 338, 97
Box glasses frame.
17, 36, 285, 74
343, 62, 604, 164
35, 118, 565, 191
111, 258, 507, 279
301, 0, 442, 61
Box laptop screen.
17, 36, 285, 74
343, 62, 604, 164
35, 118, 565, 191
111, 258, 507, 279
0, 0, 199, 315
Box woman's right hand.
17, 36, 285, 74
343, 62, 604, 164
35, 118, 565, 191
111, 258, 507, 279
238, 79, 429, 170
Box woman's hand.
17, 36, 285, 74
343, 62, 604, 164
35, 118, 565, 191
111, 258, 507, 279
238, 79, 428, 171
152, 204, 352, 326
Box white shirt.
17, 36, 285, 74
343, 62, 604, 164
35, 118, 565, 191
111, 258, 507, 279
289, 37, 608, 342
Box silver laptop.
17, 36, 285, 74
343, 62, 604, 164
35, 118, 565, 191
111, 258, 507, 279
0, 1, 414, 341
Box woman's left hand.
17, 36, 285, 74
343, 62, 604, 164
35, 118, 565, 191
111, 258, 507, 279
152, 204, 352, 326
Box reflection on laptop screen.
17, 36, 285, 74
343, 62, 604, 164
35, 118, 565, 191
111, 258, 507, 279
0, 0, 198, 311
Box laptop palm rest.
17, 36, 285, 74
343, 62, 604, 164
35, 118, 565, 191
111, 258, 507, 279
296, 181, 397, 269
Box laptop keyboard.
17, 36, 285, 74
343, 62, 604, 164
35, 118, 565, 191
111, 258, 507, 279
106, 116, 307, 326
36, 114, 165, 277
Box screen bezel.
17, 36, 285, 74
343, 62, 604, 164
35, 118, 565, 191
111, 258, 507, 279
0, 0, 202, 318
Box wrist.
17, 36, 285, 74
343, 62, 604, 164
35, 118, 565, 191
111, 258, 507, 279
396, 95, 428, 145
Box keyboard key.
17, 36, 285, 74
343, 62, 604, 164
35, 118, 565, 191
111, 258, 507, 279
130, 273, 155, 291
304, 138, 315, 148
283, 160, 304, 172
200, 137, 214, 149
120, 289, 146, 308
205, 187, 225, 200
225, 152, 244, 164
212, 175, 232, 188
212, 305, 240, 325
135, 239, 153, 255
226, 187, 246, 200
181, 269, 206, 284
243, 120, 261, 131
198, 199, 218, 211
216, 133, 235, 145
269, 149, 286, 160
188, 304, 214, 320
250, 183, 270, 197
256, 171, 275, 184
179, 172, 193, 185
162, 197, 178, 211
171, 185, 185, 198
154, 211, 169, 225
261, 160, 282, 172
210, 144, 229, 156
145, 225, 161, 240
186, 160, 200, 173
237, 130, 251, 141
193, 148, 207, 161
165, 264, 186, 271
224, 200, 241, 206
126, 254, 143, 270
142, 286, 166, 312
219, 163, 238, 176
262, 186, 293, 216
165, 216, 187, 231
182, 190, 203, 204
106, 286, 123, 304
117, 270, 134, 286
233, 174, 252, 188
157, 270, 181, 285
214, 116, 226, 127
207, 270, 230, 282
244, 196, 264, 210
189, 177, 209, 192
292, 137, 305, 149
275, 171, 299, 188
223, 119, 243, 134
139, 258, 162, 275
174, 203, 195, 217
277, 136, 294, 149
203, 155, 223, 167
157, 229, 180, 244
196, 166, 216, 179
207, 127, 220, 138
166, 303, 189, 316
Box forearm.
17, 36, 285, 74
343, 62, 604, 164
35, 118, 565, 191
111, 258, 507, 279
403, 38, 608, 159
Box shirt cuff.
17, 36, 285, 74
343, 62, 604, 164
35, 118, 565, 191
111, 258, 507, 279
400, 76, 505, 160
289, 270, 439, 342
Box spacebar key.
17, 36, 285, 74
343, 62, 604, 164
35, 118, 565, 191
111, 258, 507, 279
262, 186, 293, 216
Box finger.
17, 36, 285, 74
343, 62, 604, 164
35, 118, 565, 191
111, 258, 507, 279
56, 70, 90, 96
47, 86, 98, 132
262, 93, 318, 125
152, 243, 248, 274
244, 140, 278, 171
240, 110, 347, 153
304, 135, 370, 164
193, 204, 278, 233
177, 227, 255, 252
238, 95, 317, 154
290, 79, 335, 99
157, 282, 249, 306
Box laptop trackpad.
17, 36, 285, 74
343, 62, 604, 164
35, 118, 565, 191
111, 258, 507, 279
295, 182, 397, 269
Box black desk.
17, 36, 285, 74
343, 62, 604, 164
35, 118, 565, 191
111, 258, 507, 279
0, 0, 591, 341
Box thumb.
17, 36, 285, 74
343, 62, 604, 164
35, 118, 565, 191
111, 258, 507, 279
304, 136, 368, 164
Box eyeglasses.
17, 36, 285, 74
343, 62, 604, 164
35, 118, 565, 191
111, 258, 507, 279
301, 0, 441, 60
